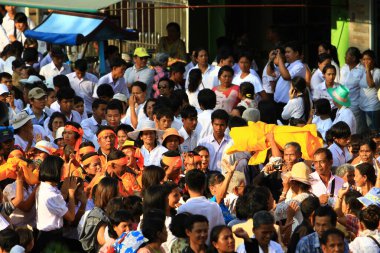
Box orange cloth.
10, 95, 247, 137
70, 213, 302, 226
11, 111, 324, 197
0, 157, 39, 185
227, 121, 323, 165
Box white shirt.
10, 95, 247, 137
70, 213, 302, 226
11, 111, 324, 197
40, 62, 71, 82
281, 97, 305, 120
36, 182, 68, 231
93, 72, 129, 98
262, 63, 280, 94
81, 116, 107, 141
359, 68, 380, 111
310, 69, 324, 95
232, 72, 264, 94
186, 89, 201, 109
332, 60, 341, 82
349, 229, 380, 253
274, 60, 306, 103
178, 196, 225, 244
178, 126, 199, 153
67, 72, 98, 114
185, 64, 216, 90
329, 142, 352, 167
312, 116, 332, 140
340, 63, 365, 111
313, 81, 339, 108
122, 101, 147, 127
0, 25, 9, 53
2, 13, 35, 37
14, 134, 32, 151
140, 144, 168, 166
198, 134, 231, 172
310, 171, 344, 206
333, 106, 357, 134
44, 110, 82, 130
237, 238, 283, 253
196, 109, 214, 140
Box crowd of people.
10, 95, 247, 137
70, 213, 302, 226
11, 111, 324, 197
0, 5, 379, 253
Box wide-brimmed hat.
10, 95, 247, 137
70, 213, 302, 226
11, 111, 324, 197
28, 87, 47, 100
127, 120, 163, 140
0, 83, 9, 96
34, 140, 56, 155
327, 85, 351, 107
358, 187, 380, 207
133, 47, 150, 58
10, 111, 35, 130
288, 162, 312, 185
162, 128, 184, 145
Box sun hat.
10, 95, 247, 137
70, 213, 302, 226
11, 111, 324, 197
327, 85, 351, 107
242, 108, 260, 122
0, 83, 9, 96
28, 87, 47, 100
0, 126, 13, 142
162, 128, 184, 145
288, 162, 312, 185
358, 187, 380, 207
113, 93, 128, 103
133, 47, 150, 58
10, 111, 35, 130
54, 126, 64, 143
127, 120, 163, 141
34, 140, 56, 155
19, 75, 42, 85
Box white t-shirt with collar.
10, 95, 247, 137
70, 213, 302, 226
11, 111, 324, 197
359, 67, 380, 112
340, 63, 365, 111
198, 134, 231, 172
310, 171, 345, 206
185, 64, 216, 90
94, 72, 129, 98
140, 144, 168, 166
333, 106, 357, 134
328, 142, 352, 167
40, 62, 71, 82
310, 68, 324, 95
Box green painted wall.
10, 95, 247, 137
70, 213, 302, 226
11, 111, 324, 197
208, 0, 226, 60
331, 0, 349, 67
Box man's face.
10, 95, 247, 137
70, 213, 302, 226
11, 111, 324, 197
98, 132, 115, 151
334, 136, 350, 149
314, 216, 333, 238
94, 104, 107, 120
220, 56, 234, 67
171, 71, 184, 83
52, 56, 64, 68
212, 119, 227, 137
185, 222, 208, 247
321, 234, 345, 253
134, 56, 148, 68
74, 102, 84, 115
74, 69, 85, 80
283, 146, 301, 168
1, 139, 14, 155
131, 86, 146, 105
1, 77, 12, 91
158, 80, 172, 97
253, 224, 274, 247
182, 117, 197, 132
15, 22, 27, 32
5, 6, 16, 14
59, 98, 74, 114
343, 170, 355, 186
157, 116, 172, 130
106, 109, 121, 128
0, 94, 8, 103
30, 96, 47, 110
112, 66, 127, 79
140, 131, 156, 146
313, 153, 333, 177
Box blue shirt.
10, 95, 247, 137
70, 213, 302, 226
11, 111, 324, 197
210, 196, 235, 224
24, 106, 48, 127
296, 232, 349, 253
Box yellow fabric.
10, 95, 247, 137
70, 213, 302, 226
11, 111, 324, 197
227, 122, 323, 165
0, 158, 39, 185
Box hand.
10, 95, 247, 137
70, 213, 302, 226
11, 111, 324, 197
128, 95, 136, 108
338, 187, 349, 199
35, 133, 43, 143
263, 163, 276, 174
16, 166, 24, 180
221, 159, 237, 174
319, 194, 329, 205
233, 228, 249, 240
8, 34, 16, 42
266, 132, 275, 143
269, 50, 277, 61
67, 177, 79, 197
287, 201, 299, 220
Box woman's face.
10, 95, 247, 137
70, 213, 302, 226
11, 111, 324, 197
219, 71, 233, 88
117, 130, 128, 147
146, 101, 156, 119
318, 45, 329, 55
358, 144, 373, 163
212, 228, 235, 253
86, 157, 102, 175
198, 150, 210, 171
285, 47, 300, 63
354, 168, 367, 187
362, 54, 375, 69
168, 187, 181, 208
238, 56, 251, 73
140, 131, 156, 146
113, 220, 133, 237
164, 135, 180, 151
196, 50, 208, 66
345, 52, 357, 66
63, 130, 77, 147
52, 117, 65, 132
47, 91, 56, 107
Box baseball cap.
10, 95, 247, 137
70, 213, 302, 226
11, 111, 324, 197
0, 126, 14, 142
0, 83, 9, 96
28, 87, 47, 100
133, 47, 150, 58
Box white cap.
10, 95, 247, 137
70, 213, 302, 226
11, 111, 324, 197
35, 140, 56, 155
54, 126, 64, 142
113, 93, 128, 103
0, 83, 9, 95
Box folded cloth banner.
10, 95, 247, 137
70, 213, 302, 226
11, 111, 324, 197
226, 121, 323, 165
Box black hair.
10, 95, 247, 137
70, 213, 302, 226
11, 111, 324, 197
81, 152, 98, 164
74, 95, 84, 104
217, 65, 234, 79
116, 124, 134, 135
322, 64, 336, 74
216, 49, 233, 64
155, 106, 174, 120
15, 226, 33, 251
188, 68, 202, 93
0, 228, 20, 252
64, 122, 82, 140
57, 87, 75, 102
359, 205, 380, 230
245, 186, 271, 217
24, 38, 38, 48
22, 47, 38, 63
0, 72, 12, 81
313, 147, 333, 161
108, 150, 126, 161
198, 89, 216, 110
355, 163, 377, 186
14, 12, 27, 24
314, 99, 331, 116
359, 138, 377, 153
159, 77, 175, 90
53, 75, 70, 89
344, 190, 363, 216
286, 41, 303, 55
39, 155, 64, 183
258, 100, 277, 124
92, 98, 108, 110
193, 145, 209, 155
238, 51, 253, 63
131, 81, 147, 92
106, 99, 123, 114
346, 47, 361, 64
330, 121, 351, 139
105, 45, 119, 59
110, 57, 127, 69
143, 98, 156, 117
235, 195, 250, 219
141, 209, 166, 242
96, 84, 115, 99
96, 126, 115, 137
108, 209, 133, 239
317, 53, 332, 64
48, 111, 67, 132
239, 82, 255, 99
166, 22, 181, 33
141, 165, 166, 196
300, 196, 321, 218
211, 109, 229, 124
180, 105, 197, 119
232, 106, 246, 117
319, 228, 344, 246
170, 61, 186, 74
168, 92, 182, 113
362, 49, 376, 65
319, 41, 340, 66
228, 116, 248, 129
170, 212, 191, 238
312, 205, 337, 226
143, 184, 170, 215
291, 77, 310, 122
185, 169, 206, 194
74, 59, 88, 72
194, 48, 208, 59
184, 214, 208, 231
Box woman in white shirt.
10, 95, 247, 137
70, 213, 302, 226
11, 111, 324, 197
34, 155, 79, 252
281, 77, 311, 122
186, 68, 203, 109
359, 50, 380, 132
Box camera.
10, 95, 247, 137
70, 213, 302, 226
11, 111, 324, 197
273, 163, 283, 170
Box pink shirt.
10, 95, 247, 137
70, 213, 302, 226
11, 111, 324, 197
212, 85, 240, 113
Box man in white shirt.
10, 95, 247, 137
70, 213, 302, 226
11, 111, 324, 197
81, 99, 107, 142
67, 59, 98, 116
40, 47, 71, 83
311, 148, 345, 206
196, 89, 216, 139
178, 169, 225, 244
178, 105, 199, 153
198, 109, 230, 172
2, 6, 35, 40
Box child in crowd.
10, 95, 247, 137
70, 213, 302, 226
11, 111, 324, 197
328, 121, 352, 167
73, 95, 87, 121
237, 82, 257, 109
311, 98, 333, 141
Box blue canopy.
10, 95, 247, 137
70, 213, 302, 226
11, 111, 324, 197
24, 11, 138, 45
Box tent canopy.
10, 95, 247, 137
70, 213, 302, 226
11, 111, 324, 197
24, 11, 138, 45
0, 0, 121, 13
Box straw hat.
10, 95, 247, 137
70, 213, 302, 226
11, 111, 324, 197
10, 111, 35, 130
162, 128, 184, 145
327, 85, 351, 107
289, 162, 312, 185
127, 120, 163, 140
